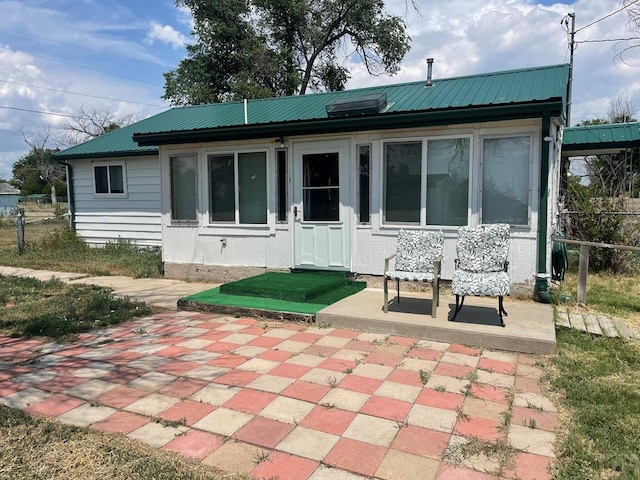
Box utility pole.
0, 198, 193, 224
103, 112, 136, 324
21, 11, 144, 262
565, 12, 576, 127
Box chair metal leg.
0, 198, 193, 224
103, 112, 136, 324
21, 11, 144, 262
498, 296, 507, 327
431, 280, 438, 318
383, 277, 389, 313
450, 295, 464, 321
396, 279, 400, 304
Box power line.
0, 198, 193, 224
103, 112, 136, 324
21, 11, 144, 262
575, 0, 640, 33
577, 37, 640, 44
0, 46, 164, 87
0, 79, 166, 108
0, 26, 171, 68
0, 105, 80, 119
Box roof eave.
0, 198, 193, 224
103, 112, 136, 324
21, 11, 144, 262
53, 149, 159, 161
134, 100, 564, 147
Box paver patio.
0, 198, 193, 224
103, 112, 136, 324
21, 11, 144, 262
0, 311, 558, 479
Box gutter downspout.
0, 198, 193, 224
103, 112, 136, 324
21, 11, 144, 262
61, 162, 76, 230
535, 112, 552, 303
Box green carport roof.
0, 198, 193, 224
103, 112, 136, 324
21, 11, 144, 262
562, 122, 640, 156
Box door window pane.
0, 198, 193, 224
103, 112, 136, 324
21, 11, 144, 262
276, 149, 288, 223
384, 142, 421, 223
94, 166, 108, 193
426, 138, 469, 226
209, 154, 235, 222
238, 152, 267, 224
170, 155, 197, 221
358, 145, 371, 224
303, 152, 339, 221
109, 166, 124, 194
482, 136, 530, 225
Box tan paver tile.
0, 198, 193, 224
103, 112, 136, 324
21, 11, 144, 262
15, 370, 58, 384
508, 424, 556, 457
128, 371, 176, 391
127, 355, 170, 370
286, 354, 326, 367
128, 421, 187, 448
475, 370, 515, 388
175, 338, 214, 349
124, 393, 180, 416
193, 407, 253, 436
235, 358, 279, 373
375, 449, 439, 480
481, 350, 517, 363
316, 336, 351, 348
417, 339, 450, 351
232, 345, 268, 357
0, 386, 51, 409
262, 328, 298, 339
301, 368, 346, 386
277, 340, 311, 353
70, 363, 116, 379
398, 358, 437, 373
331, 349, 367, 362
57, 403, 116, 426
319, 388, 370, 412
440, 352, 480, 367
356, 332, 388, 343
463, 397, 508, 422
374, 381, 421, 403
514, 392, 557, 413
517, 364, 543, 379
201, 440, 266, 474
179, 350, 220, 363
245, 374, 295, 393
186, 365, 229, 381
190, 384, 240, 406
406, 404, 457, 433
276, 426, 340, 460
445, 435, 501, 474
352, 363, 393, 380
343, 413, 399, 447
63, 379, 118, 399
260, 396, 314, 424
426, 374, 470, 395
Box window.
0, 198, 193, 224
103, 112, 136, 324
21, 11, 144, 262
358, 145, 371, 224
170, 155, 197, 221
426, 137, 470, 226
208, 151, 267, 224
383, 141, 421, 224
482, 135, 531, 225
302, 152, 339, 221
93, 164, 125, 195
276, 149, 288, 223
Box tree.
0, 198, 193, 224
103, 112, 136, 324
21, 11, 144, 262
163, 0, 411, 105
62, 106, 136, 147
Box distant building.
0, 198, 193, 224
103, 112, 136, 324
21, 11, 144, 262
0, 183, 20, 217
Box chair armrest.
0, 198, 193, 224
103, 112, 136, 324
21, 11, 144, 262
433, 256, 442, 277
454, 258, 460, 270
504, 260, 509, 272
384, 253, 396, 273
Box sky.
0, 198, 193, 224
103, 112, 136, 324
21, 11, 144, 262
0, 0, 639, 181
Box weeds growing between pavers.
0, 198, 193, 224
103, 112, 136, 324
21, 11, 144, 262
549, 328, 640, 479
0, 275, 151, 340
0, 406, 249, 480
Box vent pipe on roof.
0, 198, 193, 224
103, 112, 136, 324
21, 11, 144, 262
426, 58, 434, 87
243, 99, 248, 124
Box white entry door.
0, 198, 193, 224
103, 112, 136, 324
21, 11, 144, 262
293, 140, 351, 270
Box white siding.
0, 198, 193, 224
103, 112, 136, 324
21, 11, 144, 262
71, 156, 161, 246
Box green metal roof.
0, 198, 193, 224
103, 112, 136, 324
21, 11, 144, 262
134, 64, 569, 146
53, 118, 160, 161
563, 122, 640, 146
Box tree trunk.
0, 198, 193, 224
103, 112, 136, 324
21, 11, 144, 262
51, 183, 58, 207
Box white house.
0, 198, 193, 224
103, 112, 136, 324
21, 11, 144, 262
55, 63, 570, 296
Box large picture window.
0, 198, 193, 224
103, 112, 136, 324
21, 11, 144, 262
93, 164, 125, 195
482, 136, 531, 225
170, 155, 197, 221
208, 151, 267, 224
383, 141, 421, 224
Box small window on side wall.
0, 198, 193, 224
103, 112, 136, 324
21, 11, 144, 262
93, 163, 126, 196
358, 144, 371, 224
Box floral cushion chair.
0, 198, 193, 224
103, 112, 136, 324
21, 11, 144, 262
384, 229, 444, 317
450, 224, 510, 327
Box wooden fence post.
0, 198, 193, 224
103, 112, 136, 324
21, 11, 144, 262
16, 210, 25, 254
577, 244, 590, 304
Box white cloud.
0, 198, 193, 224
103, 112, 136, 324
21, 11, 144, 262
145, 22, 189, 49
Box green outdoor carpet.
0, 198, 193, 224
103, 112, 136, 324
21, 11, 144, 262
182, 270, 366, 315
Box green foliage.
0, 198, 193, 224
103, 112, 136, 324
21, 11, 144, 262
164, 0, 410, 105
551, 329, 640, 479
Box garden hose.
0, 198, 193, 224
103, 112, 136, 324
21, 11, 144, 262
552, 232, 568, 282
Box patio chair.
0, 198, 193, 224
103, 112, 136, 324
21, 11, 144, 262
450, 224, 510, 327
383, 229, 444, 317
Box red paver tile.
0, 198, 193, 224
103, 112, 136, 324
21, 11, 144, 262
511, 406, 560, 432
300, 405, 356, 436
37, 375, 87, 393
0, 381, 28, 397
477, 358, 516, 375
364, 352, 403, 367
242, 327, 268, 336
304, 345, 340, 357
447, 344, 481, 356
343, 340, 376, 352
361, 395, 412, 422
50, 358, 93, 374
96, 385, 149, 408
282, 381, 331, 403
318, 358, 356, 373
208, 354, 248, 369
251, 451, 319, 480
223, 389, 277, 414
387, 368, 423, 387
107, 340, 144, 351
56, 346, 90, 357
257, 349, 293, 362
392, 425, 451, 458
104, 351, 144, 364
289, 332, 322, 344
236, 317, 258, 325
25, 394, 84, 417
215, 370, 261, 387
416, 388, 465, 410
388, 335, 418, 346
234, 416, 294, 449
198, 330, 230, 341
324, 438, 387, 477
159, 378, 207, 398
269, 363, 312, 379
407, 348, 443, 361
329, 329, 360, 339
156, 346, 194, 358
434, 362, 475, 378
517, 354, 538, 366
165, 428, 223, 459
436, 464, 498, 479
156, 360, 200, 376
502, 452, 553, 480
338, 375, 383, 394
159, 399, 216, 425
247, 336, 283, 348
470, 384, 507, 404
155, 336, 188, 345
454, 416, 502, 441
93, 411, 149, 434
101, 366, 142, 384
515, 375, 543, 395
203, 341, 242, 354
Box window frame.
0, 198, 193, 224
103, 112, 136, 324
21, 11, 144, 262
357, 144, 371, 225
206, 148, 269, 226
382, 138, 423, 226
92, 161, 127, 198
169, 153, 198, 224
